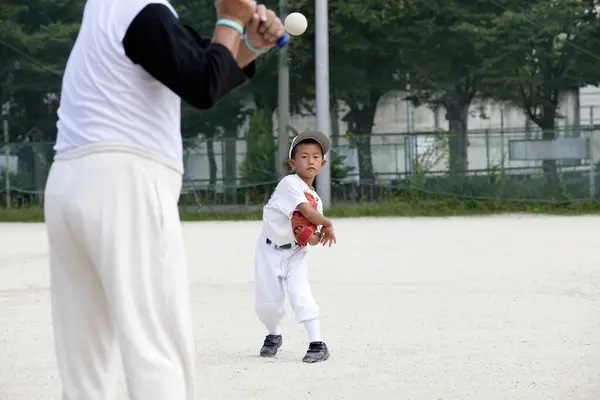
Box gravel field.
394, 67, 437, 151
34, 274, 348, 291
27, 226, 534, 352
1, 215, 599, 400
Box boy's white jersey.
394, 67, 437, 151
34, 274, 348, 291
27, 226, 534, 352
262, 174, 323, 246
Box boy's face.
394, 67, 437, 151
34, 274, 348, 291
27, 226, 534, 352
288, 142, 326, 180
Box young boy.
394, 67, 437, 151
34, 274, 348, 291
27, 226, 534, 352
254, 130, 337, 363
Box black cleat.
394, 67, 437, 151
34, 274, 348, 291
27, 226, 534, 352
302, 341, 330, 363
260, 335, 283, 357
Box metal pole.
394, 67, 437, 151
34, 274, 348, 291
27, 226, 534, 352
404, 74, 413, 175
315, 0, 331, 209
589, 106, 595, 200
277, 0, 290, 179
500, 108, 505, 177
485, 129, 490, 171
3, 118, 9, 209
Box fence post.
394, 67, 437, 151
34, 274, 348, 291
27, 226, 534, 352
394, 142, 399, 177
589, 106, 595, 200
3, 118, 9, 209
500, 108, 505, 176
485, 129, 490, 171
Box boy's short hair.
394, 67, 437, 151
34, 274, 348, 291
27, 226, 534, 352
288, 130, 331, 160
290, 139, 323, 159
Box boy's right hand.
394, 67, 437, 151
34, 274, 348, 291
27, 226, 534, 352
215, 0, 257, 27
320, 223, 336, 247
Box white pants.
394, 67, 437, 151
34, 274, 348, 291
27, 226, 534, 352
43, 143, 195, 400
254, 234, 319, 330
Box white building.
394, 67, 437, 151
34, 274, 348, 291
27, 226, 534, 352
184, 85, 600, 187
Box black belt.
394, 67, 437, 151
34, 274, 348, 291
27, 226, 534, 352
266, 238, 293, 249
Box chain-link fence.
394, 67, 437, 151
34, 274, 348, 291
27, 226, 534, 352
2, 123, 600, 210
3, 0, 600, 211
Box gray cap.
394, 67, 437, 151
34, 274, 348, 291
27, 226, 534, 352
288, 130, 331, 159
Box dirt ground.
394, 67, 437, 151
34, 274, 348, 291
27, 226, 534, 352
1, 215, 599, 399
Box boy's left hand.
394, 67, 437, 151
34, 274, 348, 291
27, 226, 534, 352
319, 225, 336, 247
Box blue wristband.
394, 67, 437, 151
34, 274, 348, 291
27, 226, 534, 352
216, 19, 244, 35
243, 34, 269, 55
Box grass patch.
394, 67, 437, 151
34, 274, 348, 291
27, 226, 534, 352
2, 199, 600, 223
179, 209, 263, 221
319, 199, 600, 218
0, 207, 45, 222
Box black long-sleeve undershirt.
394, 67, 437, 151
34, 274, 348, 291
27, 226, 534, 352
122, 4, 255, 110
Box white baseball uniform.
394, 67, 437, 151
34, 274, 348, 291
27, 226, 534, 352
254, 174, 323, 338
44, 0, 255, 398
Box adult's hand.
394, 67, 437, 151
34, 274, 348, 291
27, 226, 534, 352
245, 5, 285, 50
215, 0, 257, 27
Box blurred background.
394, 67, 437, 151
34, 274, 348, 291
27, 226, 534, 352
2, 0, 600, 211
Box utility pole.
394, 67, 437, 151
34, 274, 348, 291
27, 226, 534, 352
3, 118, 8, 209
2, 82, 9, 209
277, 0, 291, 179
315, 0, 332, 209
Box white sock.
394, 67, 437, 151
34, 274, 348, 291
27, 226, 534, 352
267, 324, 281, 336
303, 318, 321, 343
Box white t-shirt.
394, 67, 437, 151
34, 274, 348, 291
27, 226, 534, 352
261, 174, 324, 246
54, 0, 183, 171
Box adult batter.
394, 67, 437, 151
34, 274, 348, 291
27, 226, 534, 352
43, 0, 285, 398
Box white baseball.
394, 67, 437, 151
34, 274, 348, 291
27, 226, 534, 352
284, 12, 308, 36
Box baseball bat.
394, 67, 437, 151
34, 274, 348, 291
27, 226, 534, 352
275, 33, 290, 49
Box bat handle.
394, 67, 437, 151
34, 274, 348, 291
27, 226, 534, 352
276, 33, 290, 49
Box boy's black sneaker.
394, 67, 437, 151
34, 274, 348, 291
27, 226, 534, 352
302, 341, 330, 363
260, 334, 282, 357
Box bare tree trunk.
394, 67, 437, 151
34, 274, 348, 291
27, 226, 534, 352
346, 104, 378, 184
445, 100, 470, 174
331, 102, 340, 149
540, 115, 558, 185
33, 141, 50, 204
223, 129, 237, 203
206, 137, 217, 187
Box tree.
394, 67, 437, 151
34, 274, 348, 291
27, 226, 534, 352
9, 0, 82, 141
181, 90, 251, 201
292, 0, 406, 184
385, 0, 502, 174
239, 109, 277, 203
175, 0, 250, 201
175, 0, 315, 200
0, 3, 27, 97
481, 0, 600, 179
0, 0, 83, 194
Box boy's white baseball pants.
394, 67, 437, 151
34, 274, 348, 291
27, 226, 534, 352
254, 233, 319, 330
43, 143, 195, 400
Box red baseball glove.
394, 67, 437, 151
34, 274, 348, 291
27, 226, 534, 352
291, 192, 319, 247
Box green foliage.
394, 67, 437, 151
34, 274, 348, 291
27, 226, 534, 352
328, 150, 352, 184
181, 91, 250, 139
1, 0, 83, 142
172, 0, 253, 143
0, 3, 28, 81
174, 0, 315, 135
388, 0, 502, 173
480, 0, 600, 131
4, 0, 600, 203
394, 0, 498, 106
310, 0, 406, 105
291, 0, 407, 181
239, 110, 277, 202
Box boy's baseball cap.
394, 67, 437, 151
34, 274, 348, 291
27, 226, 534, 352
288, 130, 331, 159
